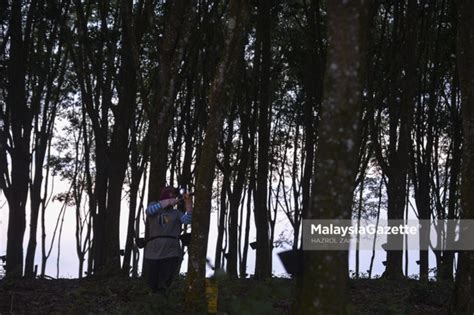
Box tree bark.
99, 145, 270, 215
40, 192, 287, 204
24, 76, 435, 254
147, 0, 193, 201
25, 4, 68, 278
451, 0, 474, 312
185, 1, 250, 312
296, 0, 366, 313
100, 0, 137, 274
367, 0, 418, 279
254, 0, 272, 280
439, 82, 461, 281
228, 74, 251, 277
2, 0, 31, 278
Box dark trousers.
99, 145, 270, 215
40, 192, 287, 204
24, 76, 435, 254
145, 256, 180, 293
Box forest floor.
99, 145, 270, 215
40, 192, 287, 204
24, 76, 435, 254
0, 275, 452, 314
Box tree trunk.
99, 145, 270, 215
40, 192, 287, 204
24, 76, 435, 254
122, 124, 149, 275
301, 0, 323, 223
254, 0, 272, 280
147, 0, 193, 201
451, 0, 474, 312
296, 0, 366, 313
369, 0, 418, 280
3, 0, 30, 278
185, 1, 249, 311
101, 0, 137, 274
439, 77, 462, 282
228, 78, 251, 277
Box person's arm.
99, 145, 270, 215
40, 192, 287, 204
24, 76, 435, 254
179, 193, 193, 224
146, 198, 179, 216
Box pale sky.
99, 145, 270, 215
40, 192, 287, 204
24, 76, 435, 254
0, 177, 441, 279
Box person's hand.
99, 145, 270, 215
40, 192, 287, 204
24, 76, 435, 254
171, 198, 180, 206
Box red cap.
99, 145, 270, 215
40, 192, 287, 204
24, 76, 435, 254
159, 186, 177, 201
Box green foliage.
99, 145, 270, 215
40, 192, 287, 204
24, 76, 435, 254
407, 279, 452, 307
220, 277, 293, 314
0, 277, 453, 314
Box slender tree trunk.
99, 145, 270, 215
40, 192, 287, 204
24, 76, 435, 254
215, 115, 234, 271
24, 4, 67, 278
122, 124, 149, 275
142, 2, 193, 277
440, 99, 461, 281
254, 0, 272, 280
369, 178, 384, 279
412, 18, 440, 279
301, 0, 323, 223
3, 0, 30, 278
147, 0, 193, 201
40, 131, 53, 277
185, 1, 249, 311
439, 76, 461, 282
101, 0, 137, 273
241, 165, 254, 278
228, 83, 250, 277
227, 65, 251, 277
82, 102, 95, 277
380, 0, 418, 280
451, 0, 474, 312
356, 177, 364, 279
214, 172, 227, 271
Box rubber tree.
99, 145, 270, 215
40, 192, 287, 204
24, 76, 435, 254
368, 0, 418, 279
451, 0, 474, 313
296, 0, 367, 313
185, 0, 250, 312
253, 0, 272, 280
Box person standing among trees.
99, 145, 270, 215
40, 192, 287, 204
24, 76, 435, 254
144, 187, 193, 293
